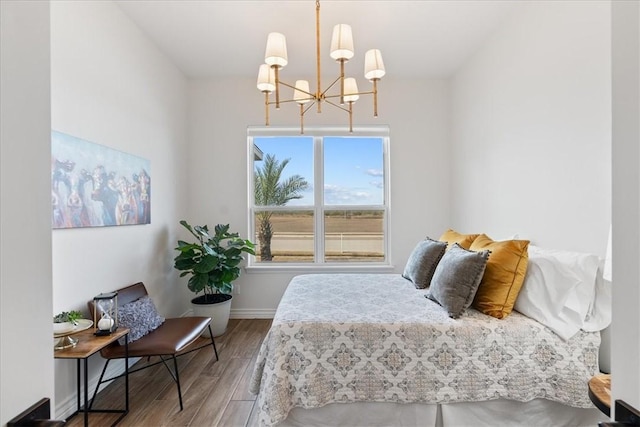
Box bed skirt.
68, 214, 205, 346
278, 399, 607, 427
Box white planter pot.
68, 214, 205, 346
191, 294, 232, 337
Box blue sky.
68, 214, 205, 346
253, 136, 384, 206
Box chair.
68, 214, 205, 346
87, 282, 218, 411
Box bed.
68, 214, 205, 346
249, 236, 610, 426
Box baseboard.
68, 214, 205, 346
55, 357, 140, 420
230, 308, 275, 319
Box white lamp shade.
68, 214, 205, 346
364, 49, 386, 80
256, 64, 276, 92
330, 24, 354, 61
343, 77, 359, 102
265, 32, 288, 67
293, 80, 311, 104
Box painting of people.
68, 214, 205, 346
51, 131, 151, 228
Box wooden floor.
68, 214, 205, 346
65, 318, 272, 427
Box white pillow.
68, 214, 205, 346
531, 245, 600, 319
515, 245, 600, 340
582, 260, 612, 332
515, 252, 581, 339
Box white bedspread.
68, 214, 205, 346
249, 274, 600, 427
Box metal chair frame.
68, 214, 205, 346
90, 324, 218, 411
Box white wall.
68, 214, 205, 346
50, 1, 189, 418
0, 2, 54, 424
450, 1, 611, 256
188, 77, 451, 315
611, 0, 640, 413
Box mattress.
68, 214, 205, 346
249, 274, 601, 426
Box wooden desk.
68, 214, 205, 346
54, 328, 129, 426
588, 373, 611, 417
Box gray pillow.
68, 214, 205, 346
117, 295, 165, 345
426, 243, 490, 318
402, 237, 448, 289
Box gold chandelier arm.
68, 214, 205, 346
298, 93, 319, 134
302, 102, 316, 115
277, 80, 299, 91
279, 80, 316, 100
274, 67, 281, 109
320, 75, 342, 98
348, 101, 354, 133
323, 98, 351, 114
316, 0, 321, 113
324, 89, 374, 101
372, 79, 379, 117
267, 98, 316, 111
339, 59, 345, 105
267, 98, 311, 105
264, 92, 270, 126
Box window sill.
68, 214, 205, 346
245, 264, 396, 274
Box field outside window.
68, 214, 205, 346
324, 210, 384, 262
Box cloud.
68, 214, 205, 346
366, 169, 384, 177
324, 184, 372, 204
288, 184, 383, 205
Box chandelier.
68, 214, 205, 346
256, 0, 386, 133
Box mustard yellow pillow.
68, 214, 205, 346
470, 234, 530, 319
439, 229, 479, 250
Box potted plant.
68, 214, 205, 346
173, 220, 255, 336
53, 310, 83, 334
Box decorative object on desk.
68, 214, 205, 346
53, 310, 83, 334
53, 318, 93, 350
93, 292, 118, 335
174, 221, 255, 336
51, 130, 151, 229
53, 310, 84, 349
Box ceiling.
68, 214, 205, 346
116, 1, 521, 80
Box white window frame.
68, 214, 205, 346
246, 125, 392, 272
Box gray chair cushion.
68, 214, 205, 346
402, 237, 448, 288
427, 243, 490, 318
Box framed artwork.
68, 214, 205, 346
51, 131, 151, 229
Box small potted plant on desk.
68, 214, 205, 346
53, 310, 84, 350
53, 310, 83, 334
173, 221, 255, 337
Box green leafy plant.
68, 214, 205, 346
53, 310, 83, 324
173, 221, 255, 297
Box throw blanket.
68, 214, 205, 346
250, 274, 600, 426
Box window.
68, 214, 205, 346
248, 126, 390, 267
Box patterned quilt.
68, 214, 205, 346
249, 274, 600, 426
